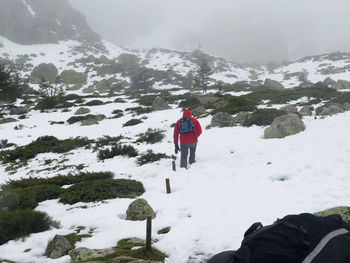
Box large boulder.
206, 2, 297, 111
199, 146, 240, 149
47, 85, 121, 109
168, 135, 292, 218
126, 198, 156, 221
61, 70, 87, 85
9, 106, 29, 115
233, 112, 251, 125
30, 63, 58, 84
74, 107, 90, 115
45, 235, 72, 259
211, 112, 236, 127
279, 105, 298, 114
315, 103, 344, 116
314, 206, 350, 223
323, 77, 336, 87
332, 79, 350, 90
264, 113, 305, 139
191, 106, 206, 117
151, 97, 170, 111
264, 78, 284, 90
69, 247, 114, 262
299, 106, 313, 117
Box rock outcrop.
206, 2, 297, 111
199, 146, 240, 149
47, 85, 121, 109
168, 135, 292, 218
211, 112, 235, 127
126, 198, 156, 221
45, 235, 72, 259
264, 113, 305, 139
151, 97, 170, 111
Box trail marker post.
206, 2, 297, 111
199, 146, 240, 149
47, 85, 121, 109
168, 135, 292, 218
166, 178, 171, 194
172, 160, 176, 171
146, 216, 152, 251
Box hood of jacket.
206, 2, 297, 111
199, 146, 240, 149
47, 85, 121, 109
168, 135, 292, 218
183, 109, 192, 118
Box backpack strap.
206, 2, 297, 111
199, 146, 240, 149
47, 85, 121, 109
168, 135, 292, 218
244, 222, 263, 238
302, 228, 349, 263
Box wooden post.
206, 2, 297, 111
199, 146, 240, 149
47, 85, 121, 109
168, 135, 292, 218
146, 216, 152, 251
172, 160, 176, 171
166, 178, 171, 194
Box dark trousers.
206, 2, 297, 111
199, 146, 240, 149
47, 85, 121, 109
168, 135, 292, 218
180, 142, 197, 168
207, 250, 235, 263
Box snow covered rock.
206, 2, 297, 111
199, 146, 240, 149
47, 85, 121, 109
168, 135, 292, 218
315, 103, 345, 116
45, 235, 72, 259
126, 198, 156, 221
264, 78, 284, 90
69, 247, 114, 262
211, 112, 236, 127
151, 97, 170, 111
264, 113, 305, 139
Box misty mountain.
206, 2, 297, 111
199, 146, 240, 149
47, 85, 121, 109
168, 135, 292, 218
0, 0, 100, 46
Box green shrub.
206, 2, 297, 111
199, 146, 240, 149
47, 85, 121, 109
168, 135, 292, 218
136, 129, 165, 144
6, 171, 114, 189
136, 95, 158, 106
98, 145, 138, 160
93, 136, 124, 151
137, 150, 170, 166
114, 98, 126, 103
125, 106, 152, 115
35, 97, 62, 110
179, 96, 202, 109
123, 118, 143, 127
84, 100, 104, 106
111, 109, 123, 114
0, 136, 91, 164
66, 114, 105, 124
59, 179, 145, 204
212, 96, 257, 115
0, 210, 55, 245
15, 185, 64, 209
243, 109, 286, 127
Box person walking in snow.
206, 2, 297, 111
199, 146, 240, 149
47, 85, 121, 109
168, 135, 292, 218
173, 109, 202, 169
217, 81, 223, 93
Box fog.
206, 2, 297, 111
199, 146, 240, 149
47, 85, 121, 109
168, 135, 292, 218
69, 0, 350, 64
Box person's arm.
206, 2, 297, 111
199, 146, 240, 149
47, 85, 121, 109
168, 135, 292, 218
173, 120, 179, 144
194, 119, 202, 137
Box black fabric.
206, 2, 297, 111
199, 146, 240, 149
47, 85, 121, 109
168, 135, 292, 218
232, 213, 350, 263
311, 232, 350, 263
207, 250, 235, 263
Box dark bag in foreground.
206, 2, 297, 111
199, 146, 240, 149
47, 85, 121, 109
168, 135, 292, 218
232, 213, 350, 263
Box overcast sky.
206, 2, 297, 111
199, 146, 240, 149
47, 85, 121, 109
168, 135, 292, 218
69, 0, 350, 64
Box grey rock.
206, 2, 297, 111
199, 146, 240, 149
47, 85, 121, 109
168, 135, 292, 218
315, 103, 344, 116
74, 107, 90, 115
9, 106, 29, 115
151, 97, 170, 111
264, 113, 305, 139
299, 106, 313, 117
264, 78, 284, 90
191, 106, 206, 117
298, 81, 314, 88
279, 105, 298, 114
233, 112, 250, 125
45, 235, 72, 259
126, 198, 156, 221
211, 112, 236, 127
30, 63, 58, 84
332, 79, 350, 90
342, 103, 350, 111
69, 247, 115, 262
323, 77, 336, 87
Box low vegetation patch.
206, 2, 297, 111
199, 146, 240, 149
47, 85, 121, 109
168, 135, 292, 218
84, 100, 104, 106
93, 136, 124, 151
135, 128, 165, 144
66, 114, 106, 124
125, 106, 153, 115
0, 210, 57, 245
243, 109, 286, 127
59, 179, 145, 204
212, 96, 257, 115
0, 136, 91, 164
123, 118, 143, 127
98, 145, 138, 160
137, 150, 171, 166
5, 171, 114, 189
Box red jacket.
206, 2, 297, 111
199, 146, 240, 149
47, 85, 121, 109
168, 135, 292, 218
173, 109, 202, 145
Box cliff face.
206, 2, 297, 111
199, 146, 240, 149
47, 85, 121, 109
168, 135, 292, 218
0, 0, 100, 45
